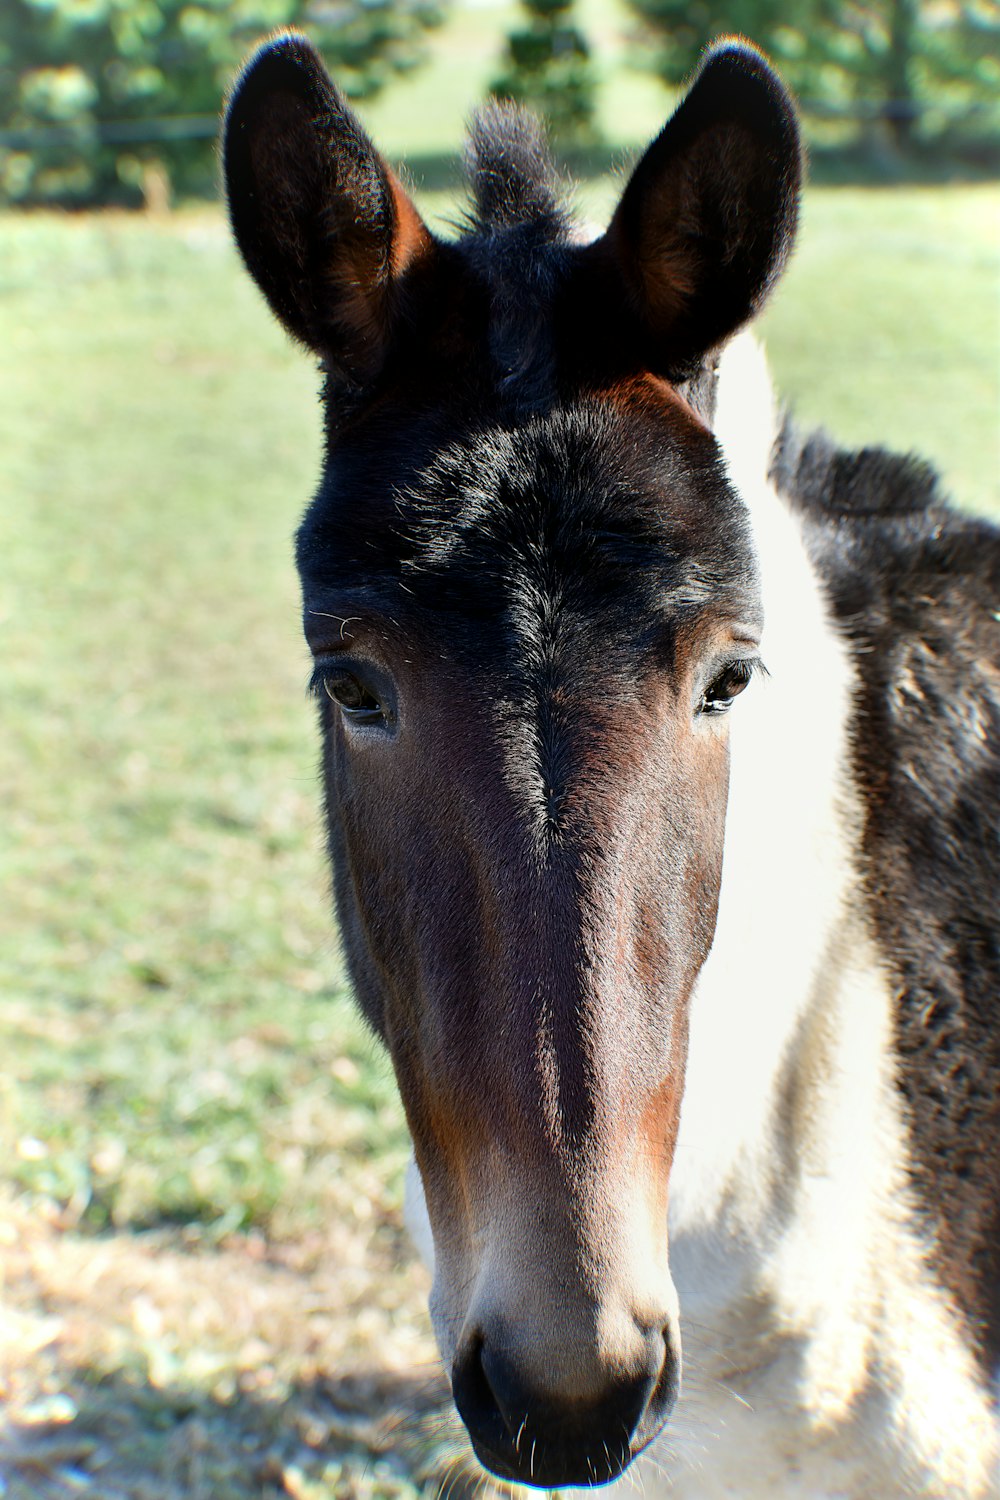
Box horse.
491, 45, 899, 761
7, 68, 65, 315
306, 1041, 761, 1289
223, 34, 1000, 1496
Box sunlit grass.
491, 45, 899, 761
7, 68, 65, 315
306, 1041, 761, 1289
0, 164, 996, 1498
761, 183, 1000, 516
1, 177, 997, 1234
0, 213, 407, 1241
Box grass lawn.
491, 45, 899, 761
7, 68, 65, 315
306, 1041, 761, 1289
0, 118, 997, 1500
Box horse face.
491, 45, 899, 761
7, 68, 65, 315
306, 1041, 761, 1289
225, 35, 798, 1488
299, 404, 760, 1483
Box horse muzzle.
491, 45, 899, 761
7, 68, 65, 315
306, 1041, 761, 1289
451, 1311, 680, 1487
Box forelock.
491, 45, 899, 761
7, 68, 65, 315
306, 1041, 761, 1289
461, 102, 573, 413
465, 100, 568, 238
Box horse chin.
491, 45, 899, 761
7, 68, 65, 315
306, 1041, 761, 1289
467, 1413, 664, 1490
470, 1441, 634, 1490
423, 1276, 679, 1490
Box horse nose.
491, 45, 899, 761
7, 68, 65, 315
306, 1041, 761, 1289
451, 1318, 678, 1487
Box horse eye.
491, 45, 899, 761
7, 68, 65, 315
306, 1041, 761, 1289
324, 674, 382, 718
699, 660, 757, 716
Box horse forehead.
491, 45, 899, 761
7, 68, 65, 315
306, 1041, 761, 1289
396, 402, 756, 606
393, 420, 749, 847
298, 396, 761, 669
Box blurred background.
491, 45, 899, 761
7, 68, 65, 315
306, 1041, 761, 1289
1, 3, 998, 1496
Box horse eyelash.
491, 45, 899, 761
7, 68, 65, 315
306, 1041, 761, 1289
734, 656, 768, 684
305, 660, 770, 697
308, 663, 342, 699
703, 656, 768, 710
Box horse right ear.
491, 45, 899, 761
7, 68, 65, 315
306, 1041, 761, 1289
595, 40, 802, 374
223, 34, 433, 387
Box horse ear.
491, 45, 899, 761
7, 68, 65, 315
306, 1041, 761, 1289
223, 33, 433, 386
600, 40, 801, 373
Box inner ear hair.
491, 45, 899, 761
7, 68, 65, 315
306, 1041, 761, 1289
602, 40, 802, 374
223, 33, 432, 384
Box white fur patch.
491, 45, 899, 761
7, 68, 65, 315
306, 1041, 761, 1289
655, 333, 1000, 1498
670, 332, 858, 1239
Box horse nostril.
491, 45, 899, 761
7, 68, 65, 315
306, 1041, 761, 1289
647, 1320, 681, 1427
451, 1333, 535, 1452
479, 1340, 532, 1439
452, 1332, 531, 1477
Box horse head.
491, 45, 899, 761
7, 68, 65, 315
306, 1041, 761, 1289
224, 39, 800, 1486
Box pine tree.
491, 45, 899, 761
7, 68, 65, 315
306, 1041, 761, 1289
0, 0, 444, 207
491, 0, 598, 144
624, 0, 1000, 152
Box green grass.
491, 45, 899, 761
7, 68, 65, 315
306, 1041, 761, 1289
761, 183, 1000, 513
2, 184, 995, 1244
0, 210, 451, 1498
0, 158, 997, 1498
0, 213, 408, 1240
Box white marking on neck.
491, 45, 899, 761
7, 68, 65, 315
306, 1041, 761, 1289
670, 332, 858, 1238
662, 332, 999, 1497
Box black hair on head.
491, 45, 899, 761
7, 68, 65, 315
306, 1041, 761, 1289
465, 100, 568, 239
462, 101, 573, 413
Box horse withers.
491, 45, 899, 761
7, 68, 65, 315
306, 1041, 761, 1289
223, 36, 1000, 1497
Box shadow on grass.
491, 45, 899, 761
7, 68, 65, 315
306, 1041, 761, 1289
0, 1361, 487, 1500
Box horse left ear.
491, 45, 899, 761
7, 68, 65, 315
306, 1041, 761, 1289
223, 33, 433, 388
599, 40, 802, 374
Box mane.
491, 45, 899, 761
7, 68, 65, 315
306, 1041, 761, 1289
464, 99, 568, 239
461, 101, 573, 412
771, 418, 947, 519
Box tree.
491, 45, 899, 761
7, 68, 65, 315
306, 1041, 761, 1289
0, 0, 444, 207
490, 0, 598, 144
624, 0, 1000, 151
